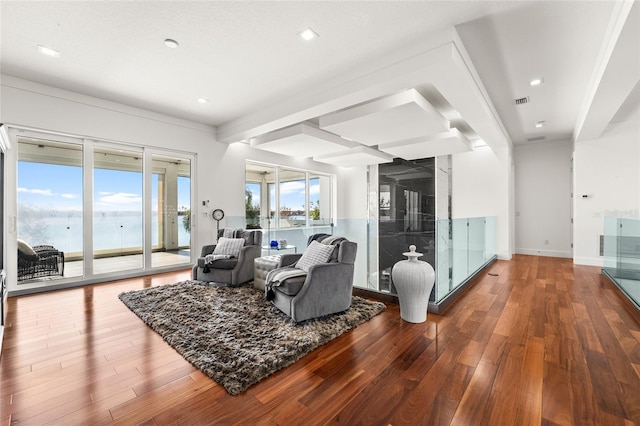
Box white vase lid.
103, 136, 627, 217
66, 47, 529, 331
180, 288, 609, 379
403, 245, 423, 258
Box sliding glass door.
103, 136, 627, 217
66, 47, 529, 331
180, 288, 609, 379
151, 153, 192, 268
17, 132, 194, 285
93, 145, 144, 274
17, 136, 84, 280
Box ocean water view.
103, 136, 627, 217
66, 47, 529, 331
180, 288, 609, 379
18, 211, 191, 253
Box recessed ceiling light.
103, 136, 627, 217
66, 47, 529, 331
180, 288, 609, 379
197, 97, 210, 104
535, 121, 546, 128
164, 39, 179, 48
298, 28, 319, 41
529, 78, 544, 86
37, 45, 60, 58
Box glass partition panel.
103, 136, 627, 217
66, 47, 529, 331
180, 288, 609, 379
436, 219, 452, 302
603, 217, 640, 308
617, 218, 640, 281
468, 217, 487, 273
603, 216, 619, 271
434, 216, 496, 303
451, 218, 469, 289
485, 216, 497, 262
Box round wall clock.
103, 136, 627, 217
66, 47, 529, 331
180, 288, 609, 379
211, 208, 225, 234
212, 208, 225, 221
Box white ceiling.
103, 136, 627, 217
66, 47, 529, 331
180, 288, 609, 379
1, 1, 638, 153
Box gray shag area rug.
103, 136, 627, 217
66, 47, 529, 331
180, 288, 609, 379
118, 280, 386, 395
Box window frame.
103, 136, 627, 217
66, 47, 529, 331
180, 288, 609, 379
245, 161, 335, 230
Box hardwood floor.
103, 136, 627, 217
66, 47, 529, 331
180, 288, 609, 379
1, 255, 639, 425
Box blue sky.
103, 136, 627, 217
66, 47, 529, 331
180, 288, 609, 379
18, 162, 191, 212
247, 178, 320, 211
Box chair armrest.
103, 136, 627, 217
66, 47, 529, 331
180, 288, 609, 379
237, 244, 260, 262
303, 262, 353, 290
200, 245, 216, 257
279, 253, 302, 267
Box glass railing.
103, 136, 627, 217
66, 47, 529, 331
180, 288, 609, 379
602, 217, 640, 308
225, 215, 496, 308
436, 216, 496, 303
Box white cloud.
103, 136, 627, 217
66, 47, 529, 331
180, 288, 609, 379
18, 187, 55, 196
60, 193, 77, 199
309, 184, 320, 195
279, 181, 305, 195
98, 192, 142, 205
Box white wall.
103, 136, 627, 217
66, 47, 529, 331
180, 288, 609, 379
573, 120, 640, 266
514, 140, 573, 258
452, 145, 514, 260
0, 76, 351, 290
1, 75, 520, 291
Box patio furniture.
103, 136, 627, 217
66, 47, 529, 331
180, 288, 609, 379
17, 240, 65, 281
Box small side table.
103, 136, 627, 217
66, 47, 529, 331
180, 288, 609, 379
261, 245, 297, 255
253, 255, 282, 291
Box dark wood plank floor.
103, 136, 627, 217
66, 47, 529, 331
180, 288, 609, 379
1, 255, 639, 425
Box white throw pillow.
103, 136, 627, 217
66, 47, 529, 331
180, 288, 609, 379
296, 240, 335, 272
17, 239, 37, 257
213, 237, 245, 257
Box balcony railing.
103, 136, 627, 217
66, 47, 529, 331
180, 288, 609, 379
434, 216, 497, 306
602, 217, 640, 309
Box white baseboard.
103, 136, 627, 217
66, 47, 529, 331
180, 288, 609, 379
573, 257, 604, 267
497, 252, 512, 260
516, 248, 572, 258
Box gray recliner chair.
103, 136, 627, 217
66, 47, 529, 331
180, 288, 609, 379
269, 234, 357, 322
192, 229, 262, 286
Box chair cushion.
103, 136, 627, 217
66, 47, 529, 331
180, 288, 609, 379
17, 239, 38, 258
296, 240, 335, 272
205, 258, 238, 270
213, 237, 245, 256
275, 275, 306, 296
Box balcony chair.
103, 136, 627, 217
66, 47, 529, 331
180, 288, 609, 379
17, 239, 65, 281
192, 228, 262, 286
266, 233, 357, 322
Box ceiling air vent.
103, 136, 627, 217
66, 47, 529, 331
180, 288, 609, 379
514, 96, 530, 105
527, 136, 546, 142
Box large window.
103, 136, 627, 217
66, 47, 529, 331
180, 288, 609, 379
17, 133, 193, 285
245, 162, 333, 230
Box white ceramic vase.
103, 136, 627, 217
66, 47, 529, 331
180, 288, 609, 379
391, 245, 435, 323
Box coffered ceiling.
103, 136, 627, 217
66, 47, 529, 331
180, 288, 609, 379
1, 1, 638, 164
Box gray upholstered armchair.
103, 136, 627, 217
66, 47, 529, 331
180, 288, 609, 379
192, 229, 262, 286
268, 234, 357, 322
